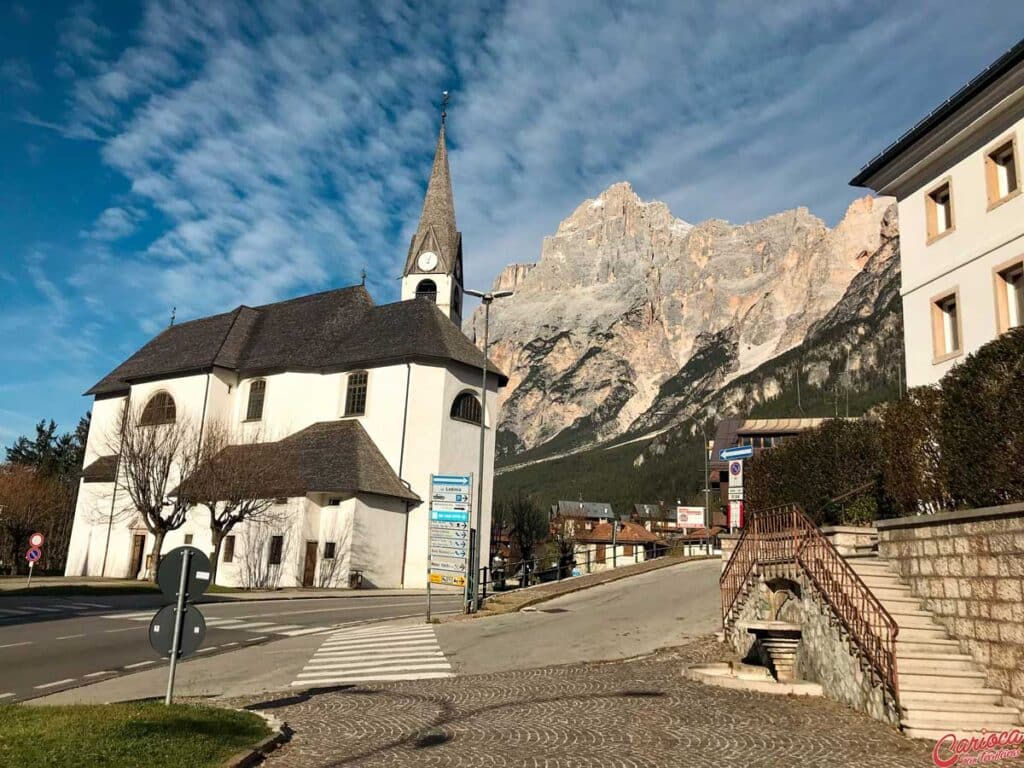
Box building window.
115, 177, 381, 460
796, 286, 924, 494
245, 379, 266, 421
450, 392, 483, 425
415, 279, 437, 302
995, 260, 1024, 333
324, 542, 336, 560
223, 536, 235, 563
986, 138, 1019, 207
344, 371, 368, 416
139, 392, 176, 426
184, 534, 193, 545
268, 535, 284, 566
274, 497, 289, 505
925, 181, 954, 242
623, 544, 634, 557
931, 291, 962, 361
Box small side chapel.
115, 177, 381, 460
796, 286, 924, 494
65, 104, 506, 589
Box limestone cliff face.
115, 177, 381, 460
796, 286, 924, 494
468, 182, 898, 461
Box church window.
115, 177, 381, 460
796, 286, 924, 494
245, 379, 266, 421
268, 535, 284, 566
450, 391, 482, 425
344, 371, 368, 416
140, 392, 176, 426
415, 279, 438, 302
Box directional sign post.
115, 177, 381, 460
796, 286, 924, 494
719, 445, 754, 461
153, 545, 211, 705
427, 474, 472, 620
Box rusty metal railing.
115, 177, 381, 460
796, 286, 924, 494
719, 503, 899, 705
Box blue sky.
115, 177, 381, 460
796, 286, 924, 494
2, 1, 1022, 441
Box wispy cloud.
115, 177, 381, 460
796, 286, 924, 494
0, 59, 38, 92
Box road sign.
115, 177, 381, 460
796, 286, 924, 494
729, 500, 745, 528
429, 572, 466, 587
427, 474, 474, 621
149, 604, 206, 659
156, 546, 212, 601
728, 486, 744, 501
28, 532, 44, 548
719, 445, 754, 461
25, 547, 41, 562
431, 509, 470, 523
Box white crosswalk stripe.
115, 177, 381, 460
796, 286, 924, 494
291, 623, 452, 687
100, 611, 328, 637
0, 602, 113, 621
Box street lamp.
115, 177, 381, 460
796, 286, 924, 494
463, 287, 513, 612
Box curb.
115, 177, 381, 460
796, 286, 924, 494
224, 710, 293, 768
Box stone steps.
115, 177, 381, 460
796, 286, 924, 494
840, 553, 1024, 738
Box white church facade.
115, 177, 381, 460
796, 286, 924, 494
65, 115, 506, 589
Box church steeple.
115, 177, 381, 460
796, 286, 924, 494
402, 92, 464, 326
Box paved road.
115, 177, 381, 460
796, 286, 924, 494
0, 592, 462, 702
437, 558, 721, 675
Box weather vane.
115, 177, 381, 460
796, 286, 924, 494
441, 90, 449, 127
361, 267, 367, 286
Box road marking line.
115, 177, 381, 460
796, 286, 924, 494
248, 636, 268, 642
278, 627, 330, 637
311, 649, 445, 661
291, 671, 452, 686
67, 601, 111, 609
320, 638, 438, 651
234, 601, 429, 620
258, 625, 303, 633
124, 661, 155, 669
197, 647, 217, 653
34, 678, 76, 689
221, 642, 238, 647
0, 693, 14, 699
0, 641, 32, 649
303, 659, 449, 673
101, 612, 151, 620
328, 628, 436, 640
20, 607, 61, 613
56, 634, 86, 640
105, 626, 145, 633
84, 671, 114, 678
0, 608, 30, 616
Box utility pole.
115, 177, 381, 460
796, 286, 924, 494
463, 287, 514, 612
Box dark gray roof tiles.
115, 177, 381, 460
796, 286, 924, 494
87, 285, 506, 395
81, 454, 118, 483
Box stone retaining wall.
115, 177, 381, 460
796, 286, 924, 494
877, 502, 1024, 711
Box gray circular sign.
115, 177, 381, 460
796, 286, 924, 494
149, 604, 207, 658
156, 545, 212, 601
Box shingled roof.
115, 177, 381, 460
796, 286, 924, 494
87, 285, 506, 396
185, 420, 420, 502
81, 454, 118, 483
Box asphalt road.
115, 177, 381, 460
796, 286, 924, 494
437, 558, 721, 675
0, 592, 463, 702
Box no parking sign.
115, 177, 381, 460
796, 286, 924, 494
25, 547, 41, 562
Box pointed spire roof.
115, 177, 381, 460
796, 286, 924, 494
405, 109, 462, 277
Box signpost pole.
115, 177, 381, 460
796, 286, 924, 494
426, 475, 433, 623
26, 561, 33, 590
164, 548, 191, 706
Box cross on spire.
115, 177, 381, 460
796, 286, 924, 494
441, 90, 449, 128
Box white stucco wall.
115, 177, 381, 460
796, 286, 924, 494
898, 116, 1024, 386
352, 494, 409, 588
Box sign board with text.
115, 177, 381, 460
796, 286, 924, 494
719, 445, 754, 461
428, 474, 472, 591
676, 506, 705, 529
729, 500, 745, 528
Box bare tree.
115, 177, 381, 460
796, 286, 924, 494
108, 404, 201, 582
0, 464, 68, 575
185, 421, 284, 585
495, 495, 548, 587
550, 514, 577, 578
238, 517, 293, 590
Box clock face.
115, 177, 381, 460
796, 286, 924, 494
417, 251, 438, 271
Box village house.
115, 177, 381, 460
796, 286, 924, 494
65, 114, 506, 589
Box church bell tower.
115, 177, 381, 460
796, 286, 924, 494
401, 93, 464, 327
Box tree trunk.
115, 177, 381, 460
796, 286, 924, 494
209, 528, 225, 586
149, 528, 167, 583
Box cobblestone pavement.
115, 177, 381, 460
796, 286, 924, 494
230, 638, 940, 768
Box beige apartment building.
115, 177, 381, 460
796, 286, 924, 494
852, 39, 1024, 386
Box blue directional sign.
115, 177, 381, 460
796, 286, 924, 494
431, 509, 470, 523
719, 445, 754, 461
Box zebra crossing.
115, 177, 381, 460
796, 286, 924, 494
291, 622, 453, 687
101, 610, 329, 637
0, 601, 112, 619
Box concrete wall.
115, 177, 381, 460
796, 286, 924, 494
877, 502, 1024, 710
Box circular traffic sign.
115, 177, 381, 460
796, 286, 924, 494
25, 547, 41, 562
148, 604, 207, 659
29, 532, 45, 548
156, 546, 212, 601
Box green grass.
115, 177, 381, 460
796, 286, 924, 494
0, 702, 270, 768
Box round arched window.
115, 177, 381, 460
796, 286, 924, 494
140, 391, 176, 426
450, 392, 482, 425
415, 279, 438, 302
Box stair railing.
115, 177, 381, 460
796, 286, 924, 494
719, 503, 899, 705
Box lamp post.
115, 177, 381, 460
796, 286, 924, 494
463, 287, 513, 612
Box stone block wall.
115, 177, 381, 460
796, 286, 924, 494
877, 502, 1024, 711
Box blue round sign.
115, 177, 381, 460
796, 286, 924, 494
25, 547, 42, 562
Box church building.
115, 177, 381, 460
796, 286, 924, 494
65, 111, 506, 589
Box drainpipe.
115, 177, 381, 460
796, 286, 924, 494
101, 391, 131, 577
398, 363, 411, 477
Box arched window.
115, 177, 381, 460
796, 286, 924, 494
245, 379, 266, 421
415, 279, 437, 302
140, 392, 176, 426
450, 391, 482, 425
344, 371, 368, 416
